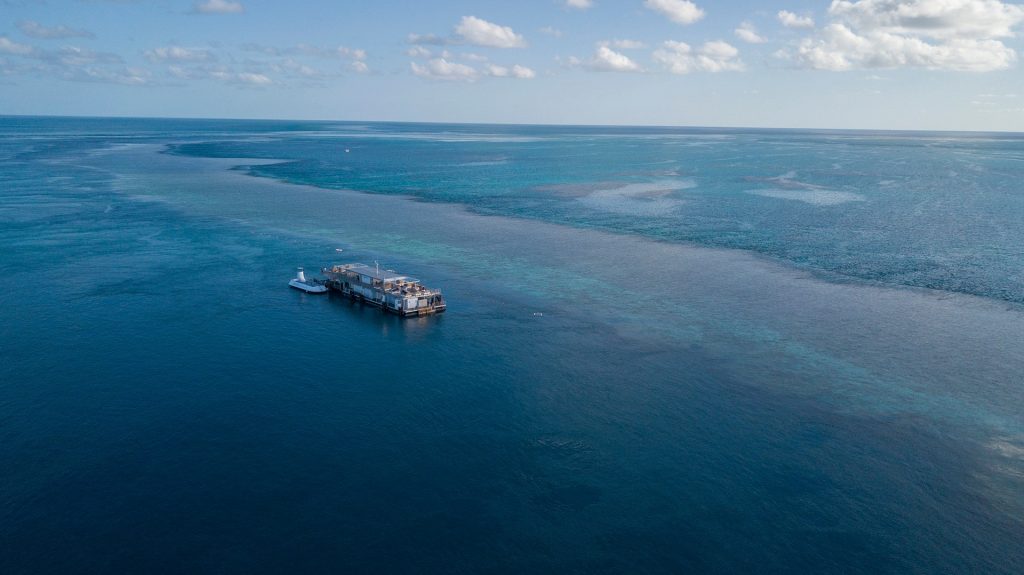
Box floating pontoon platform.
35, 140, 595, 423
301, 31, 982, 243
321, 263, 446, 317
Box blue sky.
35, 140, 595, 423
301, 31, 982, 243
2, 0, 1023, 130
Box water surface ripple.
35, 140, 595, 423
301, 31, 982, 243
1, 117, 1022, 574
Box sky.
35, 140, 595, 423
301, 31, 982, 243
1, 0, 1024, 131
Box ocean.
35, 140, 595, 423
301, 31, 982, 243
1, 116, 1022, 573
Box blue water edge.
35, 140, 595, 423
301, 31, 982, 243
1, 116, 1023, 574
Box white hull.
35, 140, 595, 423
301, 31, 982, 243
289, 279, 327, 293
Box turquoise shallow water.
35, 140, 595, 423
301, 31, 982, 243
1, 117, 1023, 573
173, 122, 1024, 303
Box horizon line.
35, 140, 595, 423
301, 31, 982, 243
2, 113, 1022, 137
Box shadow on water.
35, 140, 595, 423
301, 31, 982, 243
317, 290, 444, 340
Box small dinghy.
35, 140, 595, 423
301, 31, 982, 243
289, 267, 327, 294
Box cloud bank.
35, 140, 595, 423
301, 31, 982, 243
783, 0, 1024, 71
145, 46, 215, 62
653, 40, 743, 73
18, 21, 94, 39
410, 56, 535, 81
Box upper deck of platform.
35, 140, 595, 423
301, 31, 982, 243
323, 263, 418, 283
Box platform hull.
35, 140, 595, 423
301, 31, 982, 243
324, 280, 446, 317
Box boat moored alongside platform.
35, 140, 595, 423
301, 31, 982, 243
288, 267, 328, 293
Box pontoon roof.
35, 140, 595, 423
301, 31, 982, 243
334, 263, 417, 282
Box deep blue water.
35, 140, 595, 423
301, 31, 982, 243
1, 116, 1023, 573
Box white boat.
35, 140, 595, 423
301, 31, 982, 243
289, 267, 327, 294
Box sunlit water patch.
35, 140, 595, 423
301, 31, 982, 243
578, 180, 694, 216
749, 189, 867, 206
162, 123, 1024, 303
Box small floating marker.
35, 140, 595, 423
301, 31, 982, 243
345, 149, 351, 153
335, 248, 344, 252
532, 312, 544, 317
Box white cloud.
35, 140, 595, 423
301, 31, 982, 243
511, 64, 536, 78
0, 38, 151, 85
485, 63, 536, 78
206, 69, 271, 84
409, 54, 533, 81
0, 36, 34, 55
145, 46, 215, 62
168, 63, 274, 85
829, 0, 1023, 39
408, 33, 448, 46
783, 0, 1024, 71
231, 72, 271, 84
18, 20, 93, 39
653, 40, 744, 73
778, 10, 815, 29
608, 39, 645, 49
285, 44, 367, 64
248, 44, 368, 73
735, 21, 766, 43
334, 46, 366, 60
644, 0, 705, 25
971, 92, 1020, 111
75, 66, 150, 85
566, 0, 593, 9
411, 58, 479, 81
194, 0, 243, 14
53, 46, 122, 67
407, 46, 431, 58
171, 42, 372, 84
791, 23, 1017, 70
167, 65, 192, 79
412, 16, 526, 49
340, 48, 363, 59
559, 55, 583, 70
455, 16, 526, 48
272, 58, 320, 78
590, 45, 641, 72
540, 26, 563, 38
